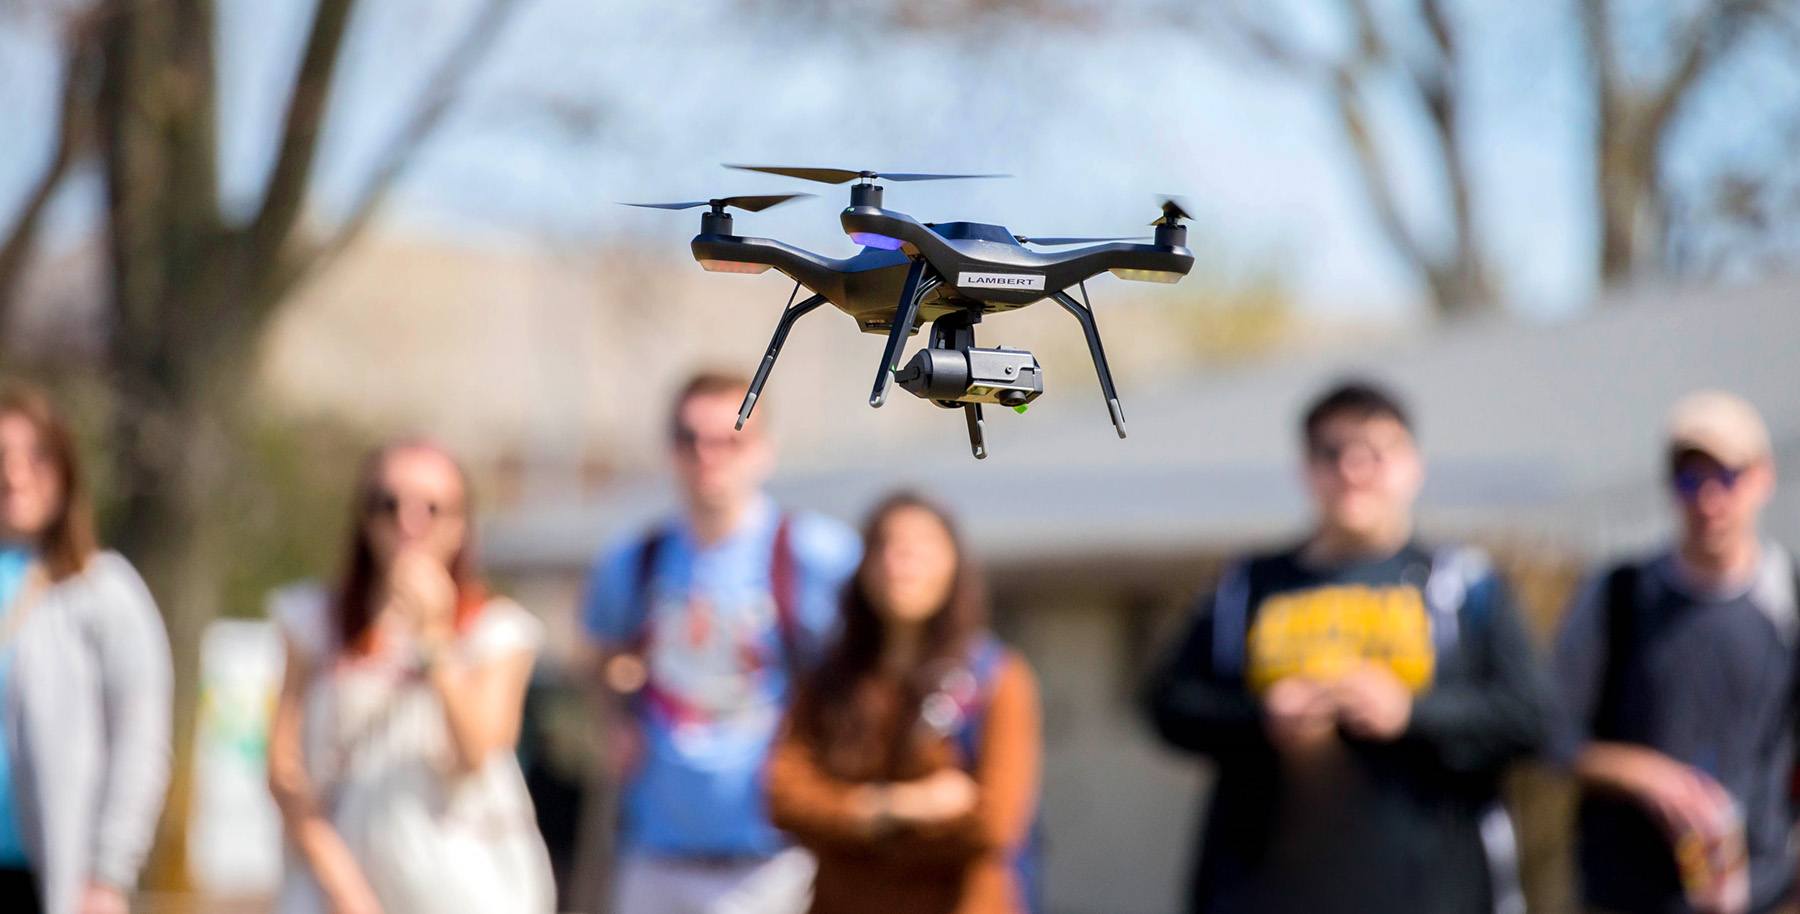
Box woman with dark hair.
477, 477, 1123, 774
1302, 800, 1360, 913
267, 440, 552, 914
766, 492, 1042, 914
0, 385, 171, 914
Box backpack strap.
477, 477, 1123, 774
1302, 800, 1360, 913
627, 526, 675, 654
769, 513, 805, 686
1593, 562, 1643, 741
953, 636, 1007, 766
1424, 546, 1492, 652
1209, 560, 1253, 679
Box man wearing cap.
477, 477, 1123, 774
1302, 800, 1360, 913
1552, 390, 1797, 914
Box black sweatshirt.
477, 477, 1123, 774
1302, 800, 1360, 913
1144, 542, 1550, 914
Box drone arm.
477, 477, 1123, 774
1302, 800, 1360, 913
868, 259, 938, 408
691, 235, 846, 297
1052, 288, 1128, 439
737, 290, 829, 430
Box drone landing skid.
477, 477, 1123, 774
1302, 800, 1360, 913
1052, 288, 1128, 439
737, 288, 829, 430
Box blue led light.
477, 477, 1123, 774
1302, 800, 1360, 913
849, 231, 904, 251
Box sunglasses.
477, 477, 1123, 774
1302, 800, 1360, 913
365, 491, 462, 521
672, 425, 748, 455
1671, 465, 1743, 500
1306, 439, 1387, 467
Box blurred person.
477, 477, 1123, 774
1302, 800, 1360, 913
0, 385, 171, 914
1552, 391, 1794, 914
582, 372, 860, 914
765, 492, 1042, 914
267, 440, 553, 914
1145, 379, 1549, 914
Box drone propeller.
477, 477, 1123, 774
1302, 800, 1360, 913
621, 193, 813, 213
1015, 234, 1151, 246
1150, 197, 1194, 227
725, 164, 1009, 185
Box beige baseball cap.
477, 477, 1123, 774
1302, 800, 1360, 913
1666, 390, 1772, 468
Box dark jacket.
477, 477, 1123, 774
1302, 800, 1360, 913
1144, 543, 1549, 914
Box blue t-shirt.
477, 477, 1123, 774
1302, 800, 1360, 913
582, 497, 860, 857
0, 546, 34, 867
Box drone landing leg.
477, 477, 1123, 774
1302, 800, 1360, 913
963, 403, 988, 460
1052, 287, 1128, 439
737, 289, 829, 430
869, 259, 935, 408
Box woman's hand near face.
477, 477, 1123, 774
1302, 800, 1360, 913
389, 549, 457, 646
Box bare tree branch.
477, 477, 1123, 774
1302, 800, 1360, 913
1402, 0, 1490, 309
1197, 0, 1493, 314
1206, 0, 1340, 82
1644, 0, 1759, 150
246, 0, 356, 267
0, 12, 101, 319
1331, 74, 1430, 278
1419, 0, 1453, 61
1584, 0, 1775, 282
271, 0, 522, 299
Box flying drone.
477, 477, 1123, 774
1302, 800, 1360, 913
626, 165, 1196, 458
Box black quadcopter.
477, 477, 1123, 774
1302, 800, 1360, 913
626, 165, 1196, 458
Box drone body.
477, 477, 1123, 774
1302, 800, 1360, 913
630, 168, 1197, 458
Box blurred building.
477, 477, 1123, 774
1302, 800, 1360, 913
483, 278, 1800, 914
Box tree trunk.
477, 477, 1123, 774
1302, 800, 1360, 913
116, 440, 228, 892
114, 354, 263, 894
104, 234, 268, 890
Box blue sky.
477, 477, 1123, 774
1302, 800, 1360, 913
1, 0, 1785, 320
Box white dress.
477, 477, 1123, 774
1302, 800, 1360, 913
273, 588, 555, 914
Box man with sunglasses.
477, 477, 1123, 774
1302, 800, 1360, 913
581, 372, 860, 914
1146, 379, 1548, 914
1553, 390, 1795, 914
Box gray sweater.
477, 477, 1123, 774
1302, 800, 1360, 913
4, 551, 171, 914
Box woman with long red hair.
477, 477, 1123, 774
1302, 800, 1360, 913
766, 492, 1043, 914
267, 440, 552, 914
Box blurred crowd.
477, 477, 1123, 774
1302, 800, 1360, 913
0, 369, 1788, 914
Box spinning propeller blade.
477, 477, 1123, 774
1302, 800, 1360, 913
621, 193, 813, 212
1150, 197, 1194, 226
1015, 235, 1150, 246
717, 193, 814, 212
725, 164, 1008, 185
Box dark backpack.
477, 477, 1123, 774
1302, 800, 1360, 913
628, 514, 806, 692
950, 636, 1047, 914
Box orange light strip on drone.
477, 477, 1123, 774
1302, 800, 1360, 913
699, 259, 772, 274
